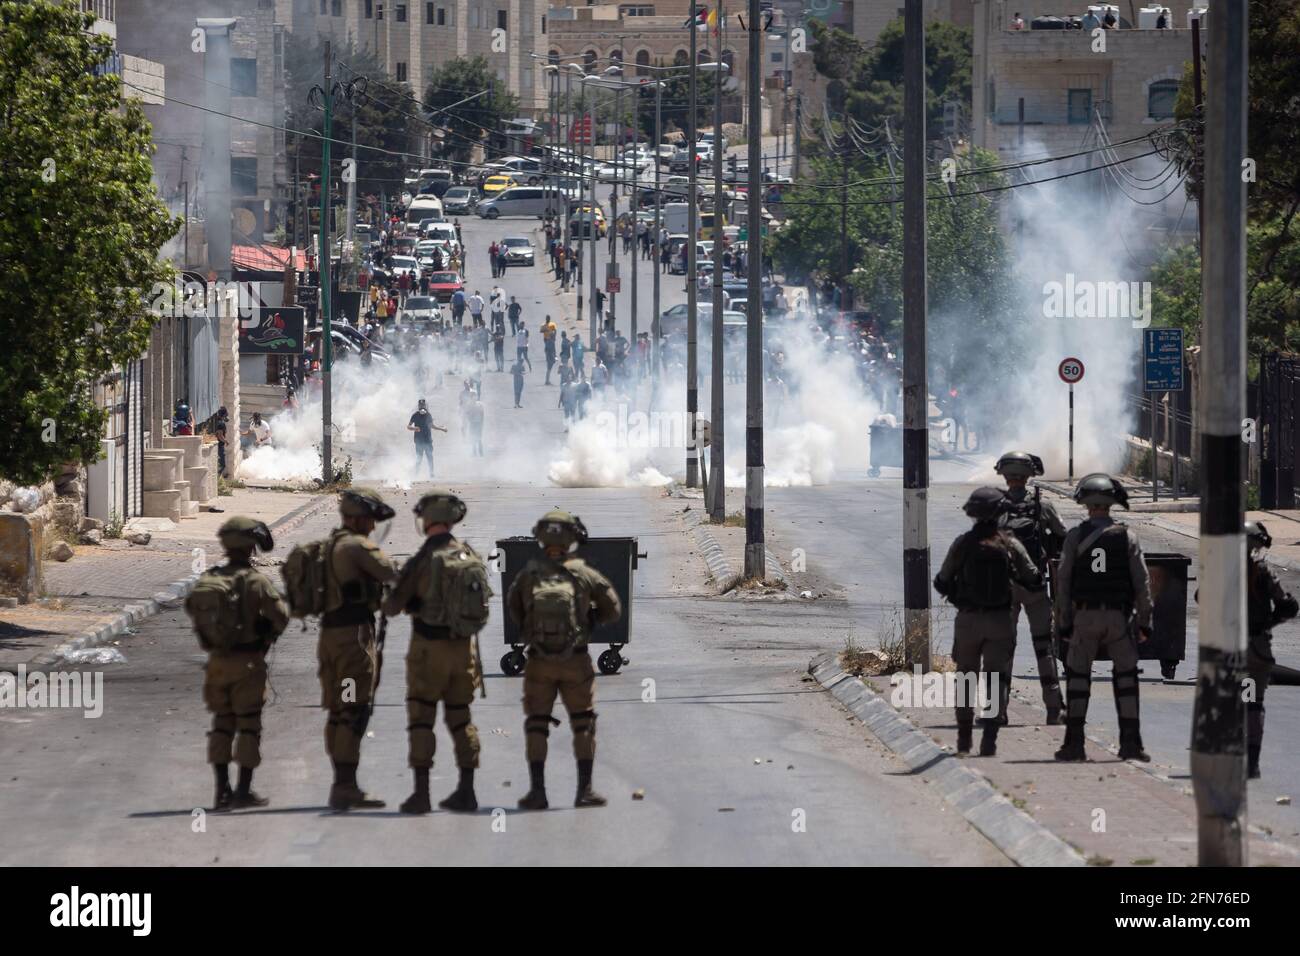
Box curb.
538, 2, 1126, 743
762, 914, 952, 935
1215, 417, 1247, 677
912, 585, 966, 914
1146, 514, 1300, 576
683, 508, 737, 592
808, 651, 1086, 867
24, 494, 332, 672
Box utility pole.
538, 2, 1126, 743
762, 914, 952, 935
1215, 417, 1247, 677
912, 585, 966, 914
1193, 0, 1248, 868
793, 92, 802, 180
652, 76, 663, 401
179, 146, 189, 269
319, 41, 334, 487
840, 156, 849, 310
901, 0, 931, 670
630, 80, 639, 359
610, 83, 622, 331
588, 87, 598, 349
743, 0, 765, 579
687, 0, 700, 487
1191, 13, 1205, 249
709, 6, 726, 522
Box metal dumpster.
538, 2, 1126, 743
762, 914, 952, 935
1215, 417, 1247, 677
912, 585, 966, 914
1053, 551, 1192, 679
868, 422, 902, 477
492, 536, 645, 677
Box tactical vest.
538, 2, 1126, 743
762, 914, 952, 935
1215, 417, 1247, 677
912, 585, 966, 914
520, 558, 591, 656
1070, 525, 1134, 604
1000, 492, 1044, 565
954, 533, 1014, 609
417, 537, 492, 639
322, 529, 382, 625
1247, 560, 1274, 635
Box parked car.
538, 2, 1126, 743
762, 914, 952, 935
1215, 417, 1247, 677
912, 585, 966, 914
442, 185, 479, 214
500, 236, 535, 266
401, 295, 443, 326
389, 254, 420, 277
426, 270, 464, 303
482, 174, 518, 196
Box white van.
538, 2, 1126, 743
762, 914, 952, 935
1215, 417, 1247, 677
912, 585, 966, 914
476, 186, 551, 219
405, 196, 444, 230
661, 202, 690, 236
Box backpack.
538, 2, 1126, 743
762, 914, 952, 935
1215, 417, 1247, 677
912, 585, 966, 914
524, 563, 585, 656
186, 569, 249, 651
955, 533, 1013, 609
282, 536, 335, 618
422, 542, 493, 638
1000, 489, 1044, 565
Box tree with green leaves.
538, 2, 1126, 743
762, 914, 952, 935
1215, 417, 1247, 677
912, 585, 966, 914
424, 57, 519, 164
0, 0, 178, 486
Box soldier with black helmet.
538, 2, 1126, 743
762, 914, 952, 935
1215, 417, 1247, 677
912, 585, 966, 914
934, 488, 1044, 756
507, 510, 622, 809
1054, 473, 1153, 762
994, 450, 1068, 724
185, 516, 288, 811
319, 488, 398, 811
383, 489, 491, 813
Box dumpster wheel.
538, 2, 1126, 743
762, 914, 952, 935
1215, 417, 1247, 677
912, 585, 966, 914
597, 647, 626, 675
501, 648, 527, 676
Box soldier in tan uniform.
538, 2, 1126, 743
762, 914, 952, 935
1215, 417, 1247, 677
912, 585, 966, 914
319, 488, 398, 811
1054, 474, 1153, 762
507, 510, 622, 809
188, 516, 289, 811
383, 489, 488, 814
934, 488, 1043, 756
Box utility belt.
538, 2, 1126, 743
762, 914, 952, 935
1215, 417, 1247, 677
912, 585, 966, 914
1072, 601, 1132, 612
956, 604, 1011, 613
322, 604, 376, 628
413, 620, 453, 640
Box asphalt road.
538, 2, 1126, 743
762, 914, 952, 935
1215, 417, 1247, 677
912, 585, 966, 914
0, 214, 1007, 866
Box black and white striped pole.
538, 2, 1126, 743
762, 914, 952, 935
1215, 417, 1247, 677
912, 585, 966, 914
901, 0, 930, 669
1192, 0, 1249, 867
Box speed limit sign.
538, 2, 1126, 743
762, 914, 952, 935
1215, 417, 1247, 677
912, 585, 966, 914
1058, 357, 1085, 384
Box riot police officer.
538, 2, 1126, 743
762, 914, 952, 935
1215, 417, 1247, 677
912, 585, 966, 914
1240, 522, 1296, 778
1054, 474, 1153, 762
186, 517, 289, 811
995, 451, 1068, 724
382, 490, 489, 813
319, 488, 398, 811
507, 511, 622, 809
934, 488, 1044, 756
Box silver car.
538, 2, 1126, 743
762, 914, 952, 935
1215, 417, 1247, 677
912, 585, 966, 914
500, 236, 535, 266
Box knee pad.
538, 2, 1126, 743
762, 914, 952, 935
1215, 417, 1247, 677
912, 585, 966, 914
569, 708, 597, 732
525, 714, 554, 738
1113, 667, 1140, 697
445, 703, 472, 734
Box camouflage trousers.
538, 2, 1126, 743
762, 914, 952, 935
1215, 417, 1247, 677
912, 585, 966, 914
1010, 582, 1063, 714
318, 622, 381, 765
522, 650, 596, 762
406, 635, 481, 770
951, 609, 1015, 729
204, 650, 267, 768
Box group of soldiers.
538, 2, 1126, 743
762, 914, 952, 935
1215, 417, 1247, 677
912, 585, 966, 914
186, 489, 622, 813
934, 450, 1295, 776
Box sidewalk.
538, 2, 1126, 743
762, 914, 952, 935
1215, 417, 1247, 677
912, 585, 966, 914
1144, 508, 1300, 572
0, 488, 331, 672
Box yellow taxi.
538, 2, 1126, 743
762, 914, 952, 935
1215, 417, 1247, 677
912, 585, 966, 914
482, 174, 518, 196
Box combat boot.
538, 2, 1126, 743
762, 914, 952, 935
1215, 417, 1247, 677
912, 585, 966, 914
516, 761, 549, 810
1248, 744, 1261, 780
1117, 720, 1151, 762
955, 715, 974, 754
329, 763, 386, 812
212, 764, 233, 813
439, 767, 478, 812
1045, 704, 1063, 726
978, 722, 998, 757
1054, 719, 1087, 762
230, 766, 269, 809
400, 768, 432, 815
574, 758, 607, 808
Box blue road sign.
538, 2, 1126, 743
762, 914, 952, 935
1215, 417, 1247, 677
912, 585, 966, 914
1143, 328, 1184, 392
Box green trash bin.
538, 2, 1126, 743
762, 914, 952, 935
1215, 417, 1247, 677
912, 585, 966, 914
492, 536, 646, 677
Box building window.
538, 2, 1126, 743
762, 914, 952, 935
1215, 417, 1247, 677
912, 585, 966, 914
1147, 79, 1178, 120
319, 0, 326, 13
231, 157, 258, 197
231, 58, 257, 97
437, 6, 446, 24
673, 49, 689, 67
366, 0, 373, 16
396, 61, 408, 82
377, 2, 384, 19
1067, 88, 1092, 124
541, 15, 546, 33
619, 5, 655, 15
331, 0, 341, 15
771, 51, 783, 63
397, 3, 407, 21
635, 49, 650, 76
497, 9, 507, 30
426, 2, 434, 23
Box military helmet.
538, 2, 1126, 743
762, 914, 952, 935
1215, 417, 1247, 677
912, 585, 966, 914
1246, 520, 1272, 552
963, 486, 1007, 521
994, 450, 1045, 479
1073, 473, 1129, 510
339, 487, 396, 521
218, 515, 274, 552
414, 488, 467, 526
532, 509, 589, 550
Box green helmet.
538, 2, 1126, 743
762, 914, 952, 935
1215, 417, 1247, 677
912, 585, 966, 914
532, 509, 588, 550
217, 515, 274, 552
994, 450, 1044, 479
414, 489, 467, 526
1073, 473, 1129, 510
963, 486, 1007, 521
1246, 521, 1272, 552
339, 487, 396, 521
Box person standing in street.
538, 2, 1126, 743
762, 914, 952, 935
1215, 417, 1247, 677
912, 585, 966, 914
186, 516, 288, 811
515, 320, 532, 371
571, 333, 586, 379
496, 244, 509, 278
560, 330, 571, 374
542, 315, 558, 385
212, 406, 230, 477
383, 490, 489, 814
466, 398, 486, 457
468, 289, 485, 328
492, 324, 506, 371
507, 295, 523, 336
507, 511, 622, 810
490, 285, 506, 331
933, 488, 1043, 757
511, 357, 527, 408
489, 240, 500, 278
450, 287, 466, 326
408, 398, 447, 478
1053, 474, 1153, 763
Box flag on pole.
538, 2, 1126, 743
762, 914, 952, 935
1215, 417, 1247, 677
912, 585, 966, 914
683, 8, 708, 29
708, 9, 719, 35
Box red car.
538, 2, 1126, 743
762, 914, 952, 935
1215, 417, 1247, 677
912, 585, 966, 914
426, 271, 464, 303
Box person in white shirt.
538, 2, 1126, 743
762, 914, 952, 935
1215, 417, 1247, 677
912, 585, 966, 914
515, 321, 532, 371
489, 286, 506, 331
243, 412, 272, 448
467, 290, 486, 327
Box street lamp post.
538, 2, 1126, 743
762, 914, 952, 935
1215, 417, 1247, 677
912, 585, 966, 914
709, 16, 727, 521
